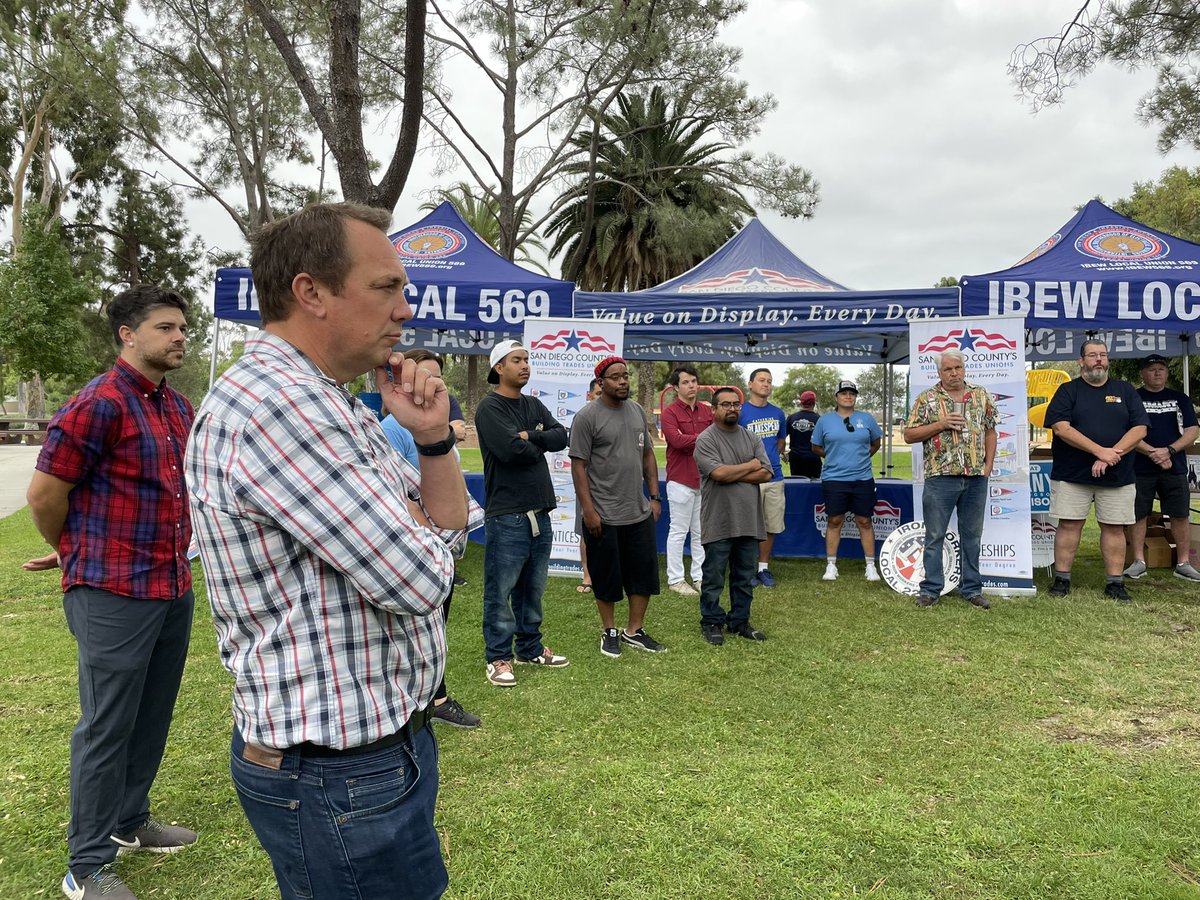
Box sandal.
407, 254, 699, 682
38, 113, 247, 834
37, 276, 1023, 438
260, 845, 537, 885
576, 582, 592, 594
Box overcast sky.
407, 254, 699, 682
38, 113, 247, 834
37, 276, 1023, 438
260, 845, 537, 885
709, 1, 1200, 291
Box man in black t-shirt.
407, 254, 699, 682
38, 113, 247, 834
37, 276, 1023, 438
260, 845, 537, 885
786, 390, 822, 478
476, 340, 570, 686
1125, 354, 1200, 581
1044, 339, 1148, 602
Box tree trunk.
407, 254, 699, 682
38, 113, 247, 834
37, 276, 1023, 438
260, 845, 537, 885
465, 355, 480, 423
636, 359, 656, 439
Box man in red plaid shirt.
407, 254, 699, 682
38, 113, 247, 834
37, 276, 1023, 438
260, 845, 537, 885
27, 285, 198, 900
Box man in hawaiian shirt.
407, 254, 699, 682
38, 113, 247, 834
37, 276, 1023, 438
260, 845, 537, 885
903, 350, 997, 608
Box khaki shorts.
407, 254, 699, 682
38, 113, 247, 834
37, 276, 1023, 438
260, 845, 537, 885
1049, 480, 1136, 525
760, 480, 786, 533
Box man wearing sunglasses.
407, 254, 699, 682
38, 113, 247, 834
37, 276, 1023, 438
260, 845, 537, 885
903, 350, 998, 608
811, 380, 884, 582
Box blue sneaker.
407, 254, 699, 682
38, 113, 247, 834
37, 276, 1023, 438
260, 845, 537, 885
62, 865, 136, 899
757, 569, 778, 588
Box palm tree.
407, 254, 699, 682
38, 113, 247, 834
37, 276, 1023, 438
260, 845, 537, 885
420, 182, 550, 274
546, 87, 756, 291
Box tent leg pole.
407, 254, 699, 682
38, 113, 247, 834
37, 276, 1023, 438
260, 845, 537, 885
208, 318, 221, 392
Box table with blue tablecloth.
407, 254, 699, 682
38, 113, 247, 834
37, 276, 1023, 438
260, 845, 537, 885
466, 474, 915, 559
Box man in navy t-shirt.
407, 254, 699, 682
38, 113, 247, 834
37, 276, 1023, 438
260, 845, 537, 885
1044, 339, 1148, 602
1125, 354, 1200, 581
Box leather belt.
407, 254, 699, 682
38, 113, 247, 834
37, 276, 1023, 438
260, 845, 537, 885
242, 706, 432, 770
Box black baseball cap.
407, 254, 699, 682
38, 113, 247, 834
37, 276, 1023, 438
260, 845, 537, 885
1139, 354, 1169, 370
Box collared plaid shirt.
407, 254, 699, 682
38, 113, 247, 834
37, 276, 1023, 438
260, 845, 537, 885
186, 333, 483, 751
36, 357, 193, 600
907, 380, 998, 478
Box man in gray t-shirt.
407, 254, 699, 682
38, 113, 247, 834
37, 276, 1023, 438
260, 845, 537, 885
693, 387, 773, 645
570, 356, 665, 658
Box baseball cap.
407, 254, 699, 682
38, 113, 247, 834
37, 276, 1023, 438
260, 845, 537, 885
487, 339, 524, 384
836, 380, 858, 394
1139, 353, 1169, 370
799, 390, 817, 405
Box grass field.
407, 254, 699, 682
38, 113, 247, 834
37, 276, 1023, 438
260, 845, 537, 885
2, 507, 1199, 899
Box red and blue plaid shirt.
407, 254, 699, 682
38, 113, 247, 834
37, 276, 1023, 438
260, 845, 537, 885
36, 357, 194, 600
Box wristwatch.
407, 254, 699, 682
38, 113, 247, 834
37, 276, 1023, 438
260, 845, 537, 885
415, 427, 457, 457
1168, 446, 1178, 457
649, 494, 661, 502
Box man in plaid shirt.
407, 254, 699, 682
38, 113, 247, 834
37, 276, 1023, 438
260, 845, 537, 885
186, 203, 481, 900
27, 285, 198, 900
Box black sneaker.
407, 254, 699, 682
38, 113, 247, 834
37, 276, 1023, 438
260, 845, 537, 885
600, 628, 622, 658
727, 621, 766, 641
1048, 577, 1071, 597
111, 817, 196, 854
431, 697, 481, 730
914, 593, 938, 608
963, 594, 990, 609
1104, 582, 1133, 604
620, 628, 666, 653
701, 623, 725, 646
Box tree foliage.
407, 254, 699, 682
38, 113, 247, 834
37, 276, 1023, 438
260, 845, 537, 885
420, 181, 549, 273
0, 0, 125, 245
0, 202, 90, 389
547, 86, 757, 290
1011, 1, 1200, 152
424, 0, 816, 260
1108, 165, 1200, 243
772, 364, 845, 412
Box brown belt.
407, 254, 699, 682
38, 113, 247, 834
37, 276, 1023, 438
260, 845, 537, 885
242, 706, 432, 770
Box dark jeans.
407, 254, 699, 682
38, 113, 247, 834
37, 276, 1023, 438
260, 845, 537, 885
483, 511, 551, 662
921, 475, 988, 597
63, 586, 193, 876
231, 724, 447, 900
699, 536, 759, 627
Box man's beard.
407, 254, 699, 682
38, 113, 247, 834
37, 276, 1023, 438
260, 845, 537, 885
1081, 366, 1107, 385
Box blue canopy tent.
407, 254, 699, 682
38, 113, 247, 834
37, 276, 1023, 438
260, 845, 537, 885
960, 200, 1200, 367
572, 218, 960, 365
210, 201, 575, 363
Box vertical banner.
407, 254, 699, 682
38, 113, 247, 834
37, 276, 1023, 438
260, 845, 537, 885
523, 317, 625, 576
908, 315, 1036, 595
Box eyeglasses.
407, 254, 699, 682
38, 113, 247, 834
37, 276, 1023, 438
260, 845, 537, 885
844, 417, 855, 433
603, 372, 629, 381
716, 401, 742, 409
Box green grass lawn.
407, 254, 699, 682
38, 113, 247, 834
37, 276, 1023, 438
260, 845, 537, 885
2, 508, 1199, 898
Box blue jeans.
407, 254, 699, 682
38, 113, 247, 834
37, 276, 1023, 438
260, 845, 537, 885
921, 475, 988, 598
699, 537, 759, 627
483, 511, 551, 662
230, 724, 447, 900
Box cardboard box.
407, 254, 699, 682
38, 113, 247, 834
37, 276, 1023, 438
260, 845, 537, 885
1127, 536, 1176, 568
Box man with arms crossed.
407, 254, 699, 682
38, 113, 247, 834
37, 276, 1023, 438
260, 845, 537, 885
1044, 338, 1147, 602
661, 364, 713, 596
571, 356, 666, 657
187, 203, 481, 899
28, 285, 197, 900
903, 350, 997, 608
1124, 353, 1200, 581
475, 339, 570, 686
694, 387, 772, 645
738, 368, 787, 587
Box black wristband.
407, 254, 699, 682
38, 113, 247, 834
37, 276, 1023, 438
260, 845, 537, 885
415, 427, 457, 457
1169, 446, 1178, 456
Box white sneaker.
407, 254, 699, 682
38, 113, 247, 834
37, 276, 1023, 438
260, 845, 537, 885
822, 562, 838, 581
669, 581, 699, 596
864, 565, 880, 582
1174, 562, 1200, 582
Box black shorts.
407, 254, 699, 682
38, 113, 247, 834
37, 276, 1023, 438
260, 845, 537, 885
789, 455, 821, 479
1134, 471, 1192, 519
822, 479, 877, 518
583, 515, 660, 603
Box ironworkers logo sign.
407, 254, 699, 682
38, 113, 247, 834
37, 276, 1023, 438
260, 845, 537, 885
878, 521, 960, 596
393, 225, 468, 259
1074, 225, 1168, 261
